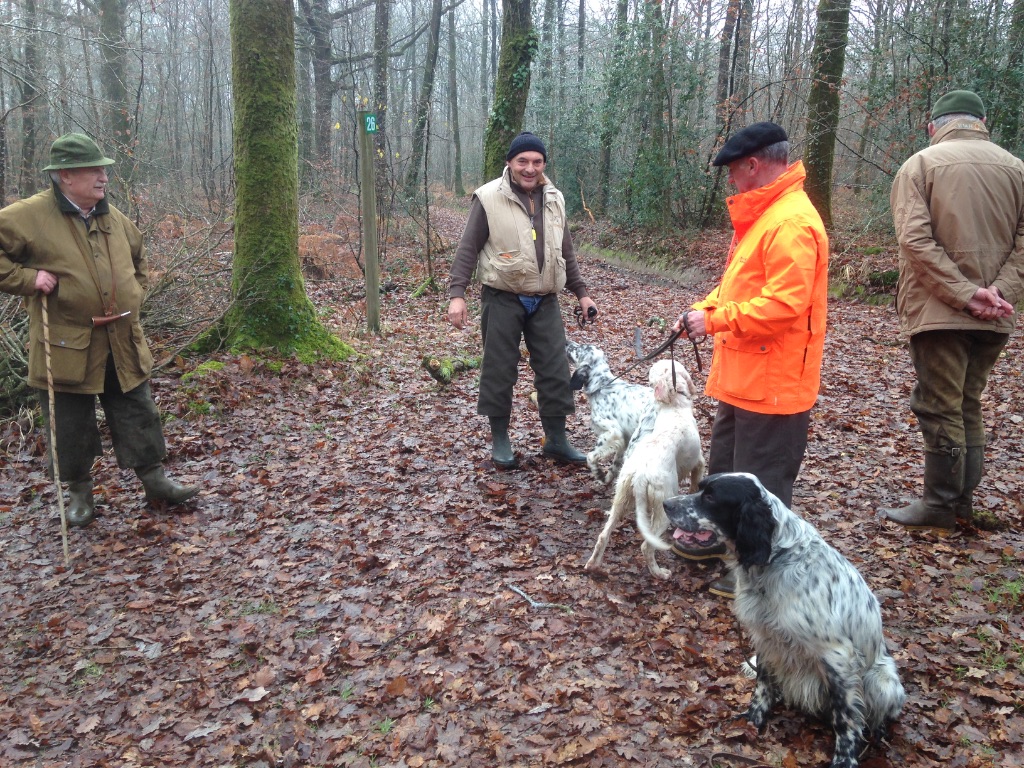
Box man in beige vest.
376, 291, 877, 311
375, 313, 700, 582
447, 132, 597, 469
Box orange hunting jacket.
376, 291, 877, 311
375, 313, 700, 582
694, 161, 829, 415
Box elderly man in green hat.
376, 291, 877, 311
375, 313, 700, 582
0, 133, 198, 527
884, 91, 1024, 533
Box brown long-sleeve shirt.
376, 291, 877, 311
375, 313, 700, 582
448, 181, 589, 300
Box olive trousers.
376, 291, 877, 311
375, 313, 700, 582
907, 329, 1009, 455
39, 355, 167, 482
477, 285, 575, 419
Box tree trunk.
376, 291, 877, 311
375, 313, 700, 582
405, 0, 444, 194
804, 0, 852, 228
598, 0, 629, 215
18, 0, 41, 197
540, 0, 555, 155
217, 0, 350, 361
97, 0, 136, 201
994, 0, 1024, 150
296, 0, 336, 180
577, 0, 585, 85
483, 0, 535, 180
853, 0, 886, 192
715, 0, 741, 133
479, 0, 490, 158
373, 0, 391, 209
447, 8, 465, 196
629, 0, 671, 228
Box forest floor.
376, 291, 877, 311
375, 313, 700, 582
1, 201, 1022, 768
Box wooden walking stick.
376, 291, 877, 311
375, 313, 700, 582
41, 293, 71, 564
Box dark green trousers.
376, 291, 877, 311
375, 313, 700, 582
477, 285, 575, 419
39, 355, 167, 481
908, 329, 1009, 453
706, 402, 811, 508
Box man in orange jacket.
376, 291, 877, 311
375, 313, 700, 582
671, 122, 830, 598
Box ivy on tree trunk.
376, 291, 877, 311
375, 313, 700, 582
482, 0, 536, 181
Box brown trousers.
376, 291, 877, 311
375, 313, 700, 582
706, 402, 811, 508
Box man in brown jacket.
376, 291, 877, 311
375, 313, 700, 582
0, 133, 198, 527
884, 90, 1024, 532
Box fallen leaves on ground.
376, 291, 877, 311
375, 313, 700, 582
0, 218, 1021, 768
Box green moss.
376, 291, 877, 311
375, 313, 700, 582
180, 360, 227, 383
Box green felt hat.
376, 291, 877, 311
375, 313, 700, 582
42, 133, 115, 171
931, 90, 986, 121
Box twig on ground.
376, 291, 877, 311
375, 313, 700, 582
507, 584, 573, 612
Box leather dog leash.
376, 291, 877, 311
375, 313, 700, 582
617, 310, 704, 380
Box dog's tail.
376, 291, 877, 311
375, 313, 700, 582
634, 479, 672, 551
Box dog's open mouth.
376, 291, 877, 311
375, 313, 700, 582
671, 527, 717, 545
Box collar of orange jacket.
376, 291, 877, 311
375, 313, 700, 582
725, 160, 807, 238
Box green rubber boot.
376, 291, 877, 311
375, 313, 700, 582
540, 416, 587, 464
488, 417, 518, 469
883, 448, 963, 533
135, 464, 200, 505
66, 479, 96, 528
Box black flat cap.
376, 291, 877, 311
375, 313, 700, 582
713, 122, 788, 166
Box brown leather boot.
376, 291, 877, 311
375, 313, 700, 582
883, 448, 963, 533
135, 464, 200, 505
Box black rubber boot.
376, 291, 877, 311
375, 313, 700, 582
488, 417, 518, 469
135, 464, 200, 505
540, 416, 587, 464
883, 448, 964, 533
66, 479, 96, 528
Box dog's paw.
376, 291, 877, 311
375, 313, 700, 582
647, 564, 672, 580
742, 705, 771, 733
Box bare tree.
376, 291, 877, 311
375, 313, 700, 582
804, 0, 853, 228
447, 7, 465, 196
404, 0, 444, 195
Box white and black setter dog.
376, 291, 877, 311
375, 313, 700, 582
566, 341, 655, 485
583, 360, 704, 579
655, 473, 905, 768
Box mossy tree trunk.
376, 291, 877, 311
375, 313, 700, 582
216, 0, 350, 362
804, 0, 852, 229
482, 0, 536, 180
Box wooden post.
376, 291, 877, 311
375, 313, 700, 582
358, 109, 381, 334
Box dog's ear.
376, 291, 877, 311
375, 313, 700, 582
653, 377, 671, 403
735, 494, 776, 568
570, 365, 590, 391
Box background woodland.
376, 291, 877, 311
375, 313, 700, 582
3, 0, 1024, 404
1, 2, 1022, 765
1, 0, 1023, 225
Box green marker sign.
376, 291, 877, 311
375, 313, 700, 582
364, 114, 378, 134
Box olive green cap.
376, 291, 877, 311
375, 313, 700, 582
42, 133, 115, 171
931, 90, 986, 121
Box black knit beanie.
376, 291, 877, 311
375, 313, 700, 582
506, 132, 547, 162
